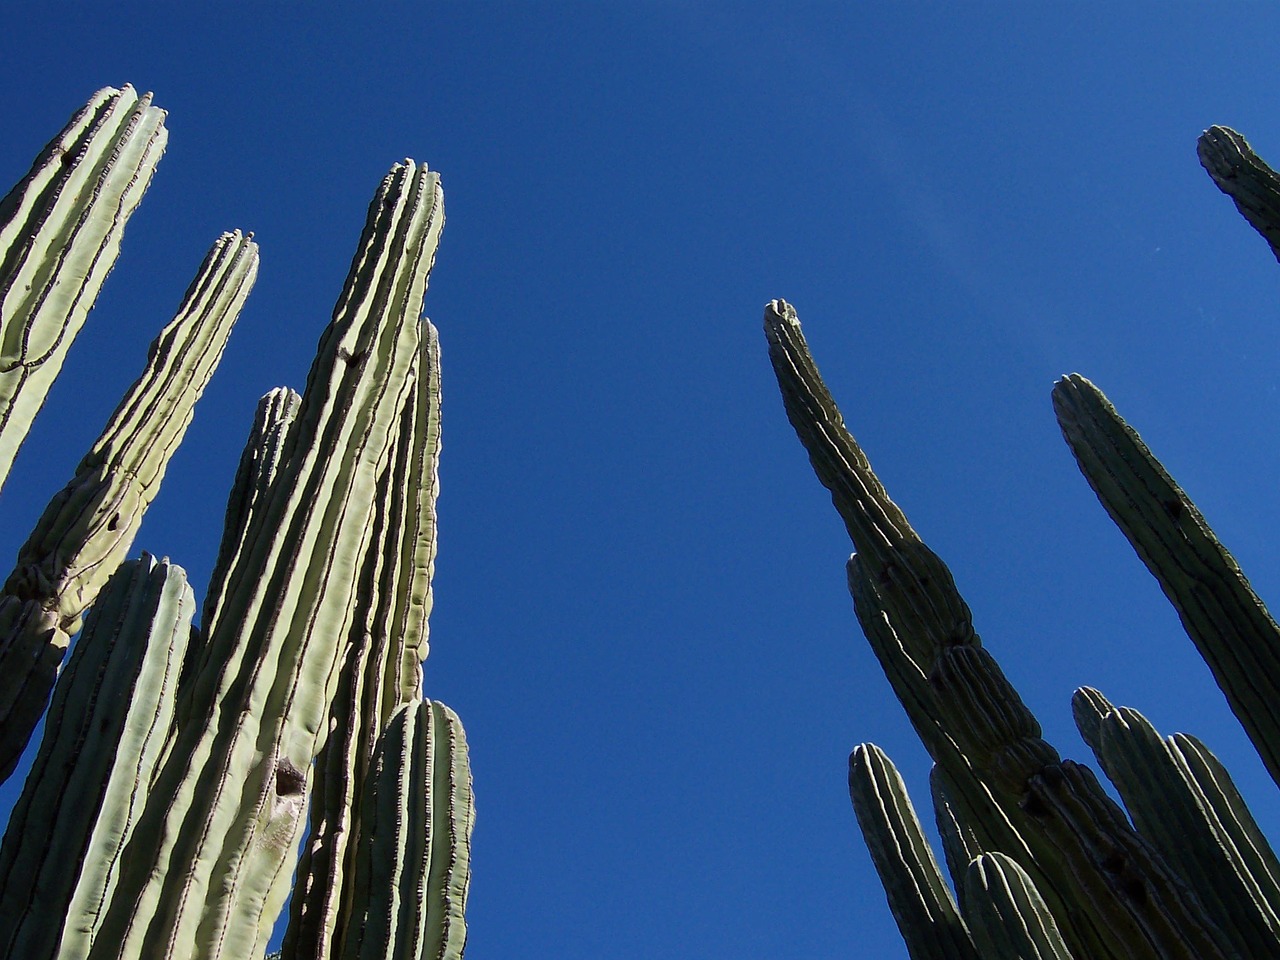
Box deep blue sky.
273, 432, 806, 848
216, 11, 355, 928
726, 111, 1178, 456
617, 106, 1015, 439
4, 5, 1280, 958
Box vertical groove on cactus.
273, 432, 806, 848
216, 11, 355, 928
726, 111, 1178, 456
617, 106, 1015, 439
0, 554, 195, 960
0, 230, 257, 783
87, 161, 444, 960
340, 699, 474, 960
0, 85, 167, 490
1053, 373, 1280, 791
1197, 126, 1280, 262
848, 743, 979, 960
766, 300, 1238, 960
962, 852, 1076, 960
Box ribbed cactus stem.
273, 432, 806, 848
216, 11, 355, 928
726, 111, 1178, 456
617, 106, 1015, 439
284, 322, 443, 960
0, 85, 167, 491
0, 230, 256, 782
962, 853, 1076, 960
0, 554, 195, 960
1197, 126, 1280, 262
179, 385, 301, 709
848, 743, 979, 960
87, 161, 444, 960
339, 699, 474, 960
200, 386, 302, 643
1053, 373, 1280, 791
1071, 688, 1280, 957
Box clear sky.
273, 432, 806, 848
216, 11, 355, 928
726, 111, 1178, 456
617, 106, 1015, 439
3, 4, 1280, 958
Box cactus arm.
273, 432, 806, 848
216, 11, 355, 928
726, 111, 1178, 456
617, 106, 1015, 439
766, 302, 1238, 960
1071, 688, 1280, 956
848, 743, 980, 960
1197, 127, 1280, 262
340, 699, 474, 960
283, 323, 442, 960
0, 230, 256, 783
88, 162, 443, 960
1053, 374, 1280, 790
0, 85, 167, 491
184, 386, 302, 701
0, 555, 195, 960
962, 853, 1076, 960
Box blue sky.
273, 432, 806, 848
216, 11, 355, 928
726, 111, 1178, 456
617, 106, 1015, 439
4, 4, 1280, 958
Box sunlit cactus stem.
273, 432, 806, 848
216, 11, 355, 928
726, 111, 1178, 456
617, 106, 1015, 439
0, 554, 196, 960
283, 321, 443, 960
0, 85, 167, 491
0, 229, 257, 783
339, 699, 474, 960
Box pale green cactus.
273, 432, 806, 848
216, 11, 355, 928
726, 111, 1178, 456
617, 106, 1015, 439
0, 229, 257, 783
765, 125, 1280, 960
0, 88, 472, 960
0, 554, 196, 960
338, 699, 474, 960
0, 85, 167, 492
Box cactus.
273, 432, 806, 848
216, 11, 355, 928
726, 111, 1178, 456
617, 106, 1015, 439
0, 85, 167, 492
0, 88, 472, 960
0, 229, 257, 782
765, 126, 1280, 959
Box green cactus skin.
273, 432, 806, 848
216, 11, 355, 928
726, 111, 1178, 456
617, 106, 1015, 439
1197, 126, 1280, 262
200, 386, 302, 644
848, 743, 979, 960
1072, 688, 1280, 958
339, 699, 474, 960
0, 554, 195, 960
283, 322, 442, 960
86, 161, 444, 960
962, 853, 1076, 960
0, 230, 257, 783
1053, 374, 1280, 793
765, 300, 1240, 960
176, 385, 302, 715
0, 85, 167, 492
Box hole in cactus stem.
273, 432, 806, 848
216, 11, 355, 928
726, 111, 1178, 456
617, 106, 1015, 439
275, 759, 306, 797
107, 514, 119, 531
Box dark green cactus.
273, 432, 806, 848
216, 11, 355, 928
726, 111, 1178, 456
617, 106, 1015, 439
766, 127, 1280, 959
0, 87, 472, 960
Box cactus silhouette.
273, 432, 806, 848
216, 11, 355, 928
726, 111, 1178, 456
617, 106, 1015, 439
765, 125, 1280, 959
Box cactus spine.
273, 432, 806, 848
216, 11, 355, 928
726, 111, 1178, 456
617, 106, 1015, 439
0, 85, 167, 491
0, 88, 472, 960
765, 126, 1280, 959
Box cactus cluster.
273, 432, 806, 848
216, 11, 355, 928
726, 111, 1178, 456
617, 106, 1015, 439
766, 127, 1280, 959
0, 87, 472, 960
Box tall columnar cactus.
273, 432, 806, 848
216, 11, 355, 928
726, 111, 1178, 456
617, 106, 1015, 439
0, 229, 258, 782
765, 126, 1280, 960
0, 554, 197, 960
0, 88, 472, 960
0, 85, 167, 492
